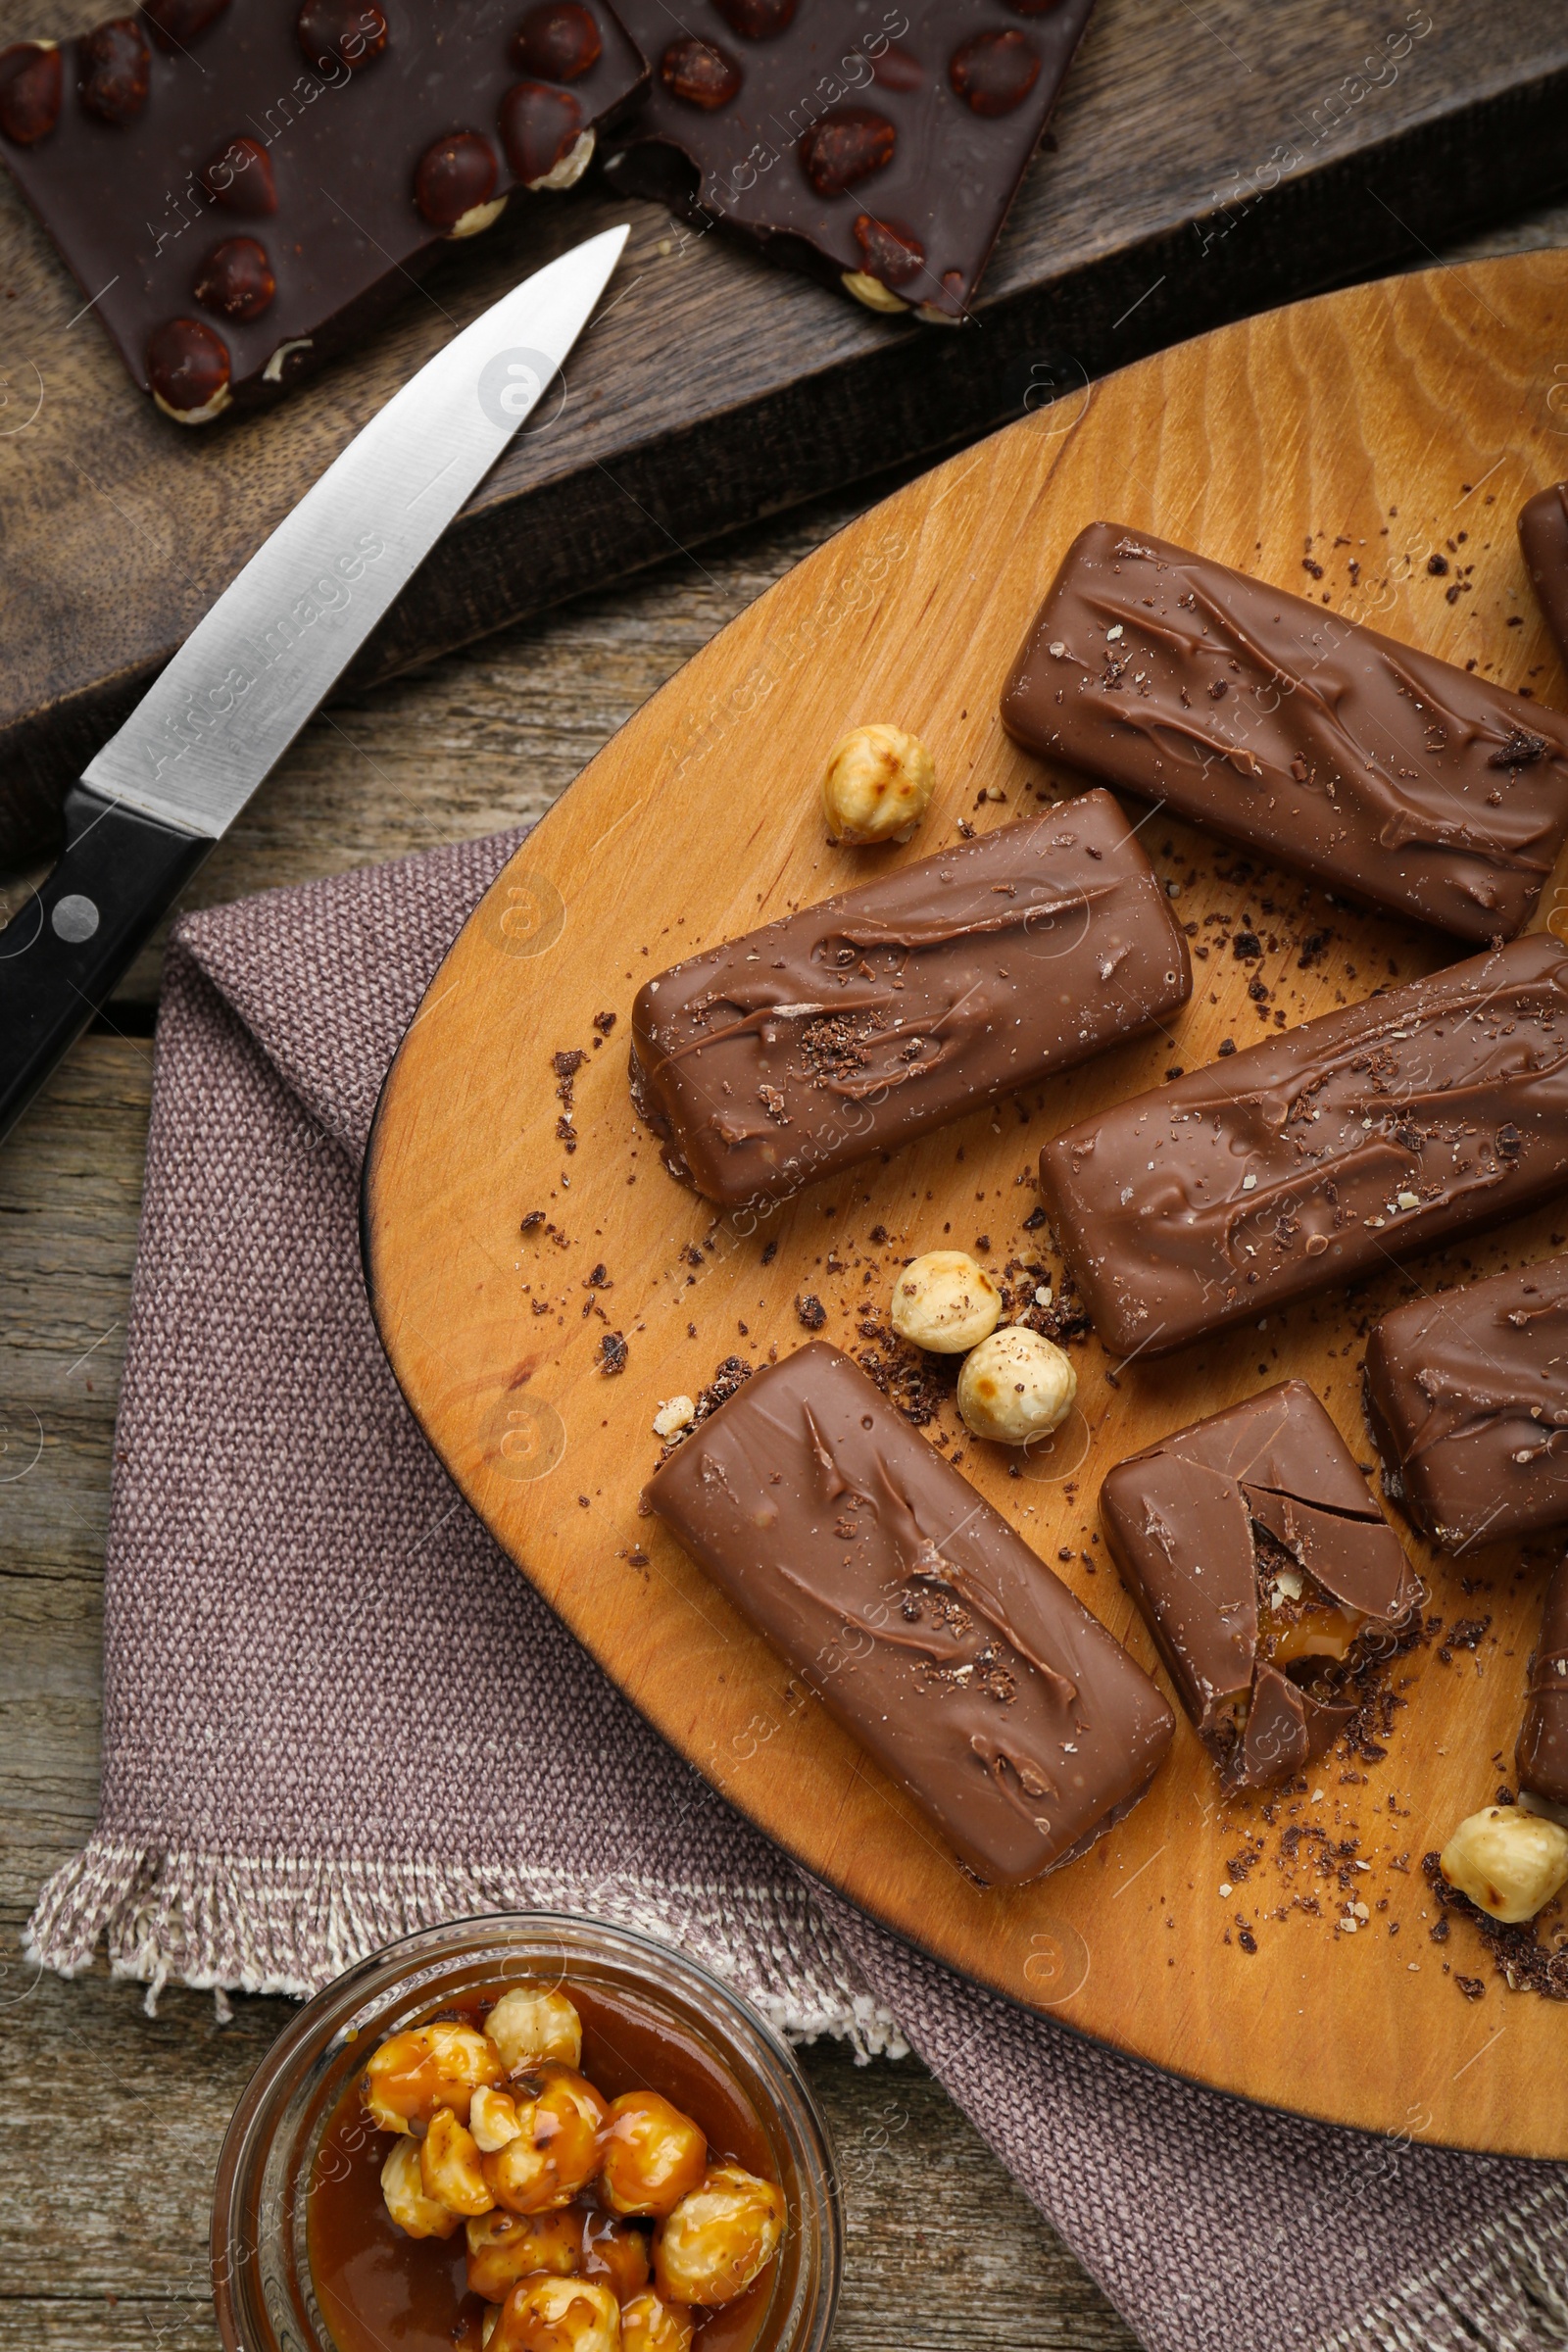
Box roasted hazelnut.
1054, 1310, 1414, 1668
194, 236, 275, 321
498, 80, 590, 187
381, 2136, 463, 2240
77, 18, 150, 124
0, 42, 62, 145
491, 2277, 619, 2352
949, 27, 1041, 116
481, 2064, 609, 2214
1440, 1803, 1568, 1924
821, 721, 934, 845
653, 2165, 785, 2307
853, 214, 924, 290
145, 317, 231, 424
296, 0, 388, 75
799, 108, 894, 196
140, 0, 229, 50
601, 2090, 707, 2218
891, 1250, 1002, 1353
415, 132, 504, 235
956, 1326, 1076, 1446
466, 2207, 582, 2300
711, 0, 796, 36
362, 2022, 505, 2132
660, 36, 740, 109
421, 2106, 496, 2218
201, 134, 277, 215
579, 2207, 652, 2298
619, 2294, 695, 2352
510, 2, 601, 81
483, 1984, 582, 2074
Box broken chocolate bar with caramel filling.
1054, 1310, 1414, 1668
1099, 1382, 1418, 1789
1519, 1555, 1568, 1813
647, 1341, 1175, 1886
629, 789, 1191, 1211
1001, 521, 1568, 943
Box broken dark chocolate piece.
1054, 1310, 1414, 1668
647, 1341, 1174, 1885
1001, 522, 1568, 944
0, 0, 646, 415
629, 790, 1191, 1211
1099, 1380, 1416, 1788
1518, 1555, 1568, 1812
601, 0, 1097, 322
1039, 933, 1568, 1360
1363, 1255, 1568, 1551
1518, 483, 1568, 673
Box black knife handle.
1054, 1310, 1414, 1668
0, 781, 212, 1148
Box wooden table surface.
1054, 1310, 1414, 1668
2, 199, 1563, 2352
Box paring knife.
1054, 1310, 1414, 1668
0, 222, 629, 1147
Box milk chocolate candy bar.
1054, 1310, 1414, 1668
0, 1, 646, 417
1518, 1555, 1568, 1812
1001, 522, 1568, 944
601, 0, 1097, 323
1039, 934, 1568, 1360
1363, 1256, 1568, 1551
630, 790, 1191, 1209
647, 1342, 1174, 1885
1518, 483, 1568, 670
1100, 1382, 1416, 1789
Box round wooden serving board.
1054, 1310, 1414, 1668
365, 253, 1568, 2159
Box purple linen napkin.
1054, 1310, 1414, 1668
26, 832, 1568, 2352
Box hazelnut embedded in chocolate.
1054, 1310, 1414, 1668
798, 108, 895, 196
0, 41, 62, 145
509, 2, 602, 81
140, 0, 230, 52
498, 78, 585, 186
710, 0, 797, 36
659, 37, 740, 110
201, 134, 277, 216
296, 0, 388, 75
193, 236, 275, 321
414, 131, 501, 232
77, 18, 150, 125
145, 316, 231, 424
853, 214, 924, 289
949, 28, 1041, 117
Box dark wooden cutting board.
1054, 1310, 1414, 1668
2, 0, 1567, 863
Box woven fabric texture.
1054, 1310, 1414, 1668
27, 831, 1568, 2352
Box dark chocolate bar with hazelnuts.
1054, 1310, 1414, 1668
0, 0, 646, 419
601, 0, 1097, 323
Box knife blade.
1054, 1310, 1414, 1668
0, 221, 628, 1147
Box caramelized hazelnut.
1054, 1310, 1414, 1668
140, 0, 230, 50
483, 1984, 582, 2075
201, 134, 276, 215
579, 2208, 652, 2298
194, 235, 275, 321
362, 2023, 505, 2133
296, 0, 387, 74
490, 2277, 619, 2352
949, 28, 1041, 117
77, 18, 150, 124
619, 2293, 695, 2352
480, 2064, 609, 2214
381, 2136, 463, 2240
497, 80, 587, 187
420, 2106, 496, 2218
711, 0, 795, 35
600, 2091, 707, 2219
0, 42, 62, 145
653, 2166, 785, 2306
414, 132, 503, 234
660, 37, 740, 109
852, 214, 924, 290
509, 3, 601, 81
470, 2085, 524, 2152
466, 2206, 582, 2300
798, 109, 895, 197
145, 317, 231, 424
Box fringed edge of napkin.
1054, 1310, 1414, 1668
1328, 2180, 1568, 2352
24, 1836, 907, 2057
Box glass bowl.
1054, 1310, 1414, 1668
211, 1912, 841, 2352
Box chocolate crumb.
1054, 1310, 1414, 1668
598, 1332, 628, 1377
796, 1294, 828, 1331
